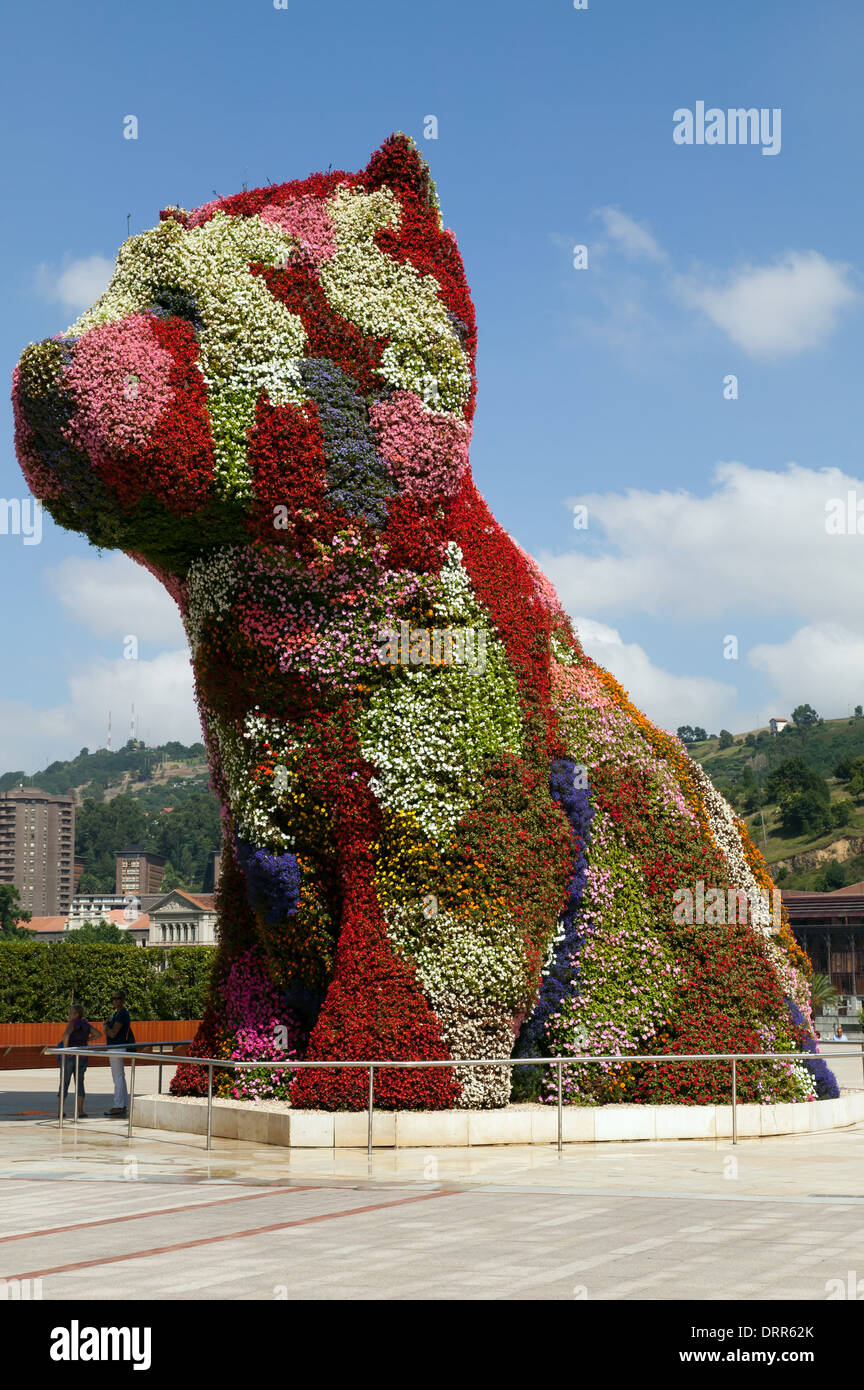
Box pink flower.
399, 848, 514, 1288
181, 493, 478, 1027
260, 196, 337, 267
186, 198, 224, 229
369, 390, 471, 499
62, 315, 174, 465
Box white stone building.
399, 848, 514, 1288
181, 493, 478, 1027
147, 891, 217, 946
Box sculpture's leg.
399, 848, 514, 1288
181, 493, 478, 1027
290, 767, 458, 1111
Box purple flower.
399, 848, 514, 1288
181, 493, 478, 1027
236, 839, 301, 924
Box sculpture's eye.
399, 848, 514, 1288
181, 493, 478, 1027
149, 284, 202, 330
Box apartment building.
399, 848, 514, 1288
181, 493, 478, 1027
115, 846, 166, 897
0, 787, 75, 916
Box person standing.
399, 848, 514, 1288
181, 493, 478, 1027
58, 1004, 102, 1119
104, 990, 134, 1118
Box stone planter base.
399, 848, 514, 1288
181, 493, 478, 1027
130, 1090, 864, 1148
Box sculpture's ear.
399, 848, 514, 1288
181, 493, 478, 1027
362, 133, 434, 204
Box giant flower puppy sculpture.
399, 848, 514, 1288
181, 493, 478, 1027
13, 136, 833, 1109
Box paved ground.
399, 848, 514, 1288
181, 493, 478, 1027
2, 1065, 864, 1300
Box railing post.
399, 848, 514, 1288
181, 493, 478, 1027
557, 1060, 563, 1153
158, 1044, 163, 1096
206, 1062, 214, 1151
73, 1052, 80, 1124
732, 1057, 737, 1146
367, 1064, 374, 1156
127, 1056, 136, 1139
58, 1051, 64, 1130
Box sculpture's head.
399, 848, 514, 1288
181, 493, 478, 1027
11, 135, 490, 970
12, 134, 477, 581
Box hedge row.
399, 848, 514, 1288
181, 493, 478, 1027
0, 943, 217, 1023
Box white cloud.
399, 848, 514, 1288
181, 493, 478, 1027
595, 206, 666, 262
676, 251, 858, 357
572, 615, 741, 732
47, 553, 186, 646
749, 623, 864, 716
35, 254, 114, 312
540, 461, 864, 626
0, 650, 200, 773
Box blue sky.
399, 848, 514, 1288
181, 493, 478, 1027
3, 0, 864, 770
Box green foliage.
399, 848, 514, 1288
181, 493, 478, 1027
792, 703, 822, 732
0, 738, 206, 798
0, 942, 215, 1022
779, 788, 834, 837
0, 883, 33, 938
76, 795, 153, 888
150, 947, 216, 1020
814, 861, 846, 892
75, 789, 221, 893
71, 920, 136, 945
835, 756, 864, 798
153, 793, 222, 890
809, 972, 839, 1011
677, 726, 707, 744
765, 756, 829, 803
718, 729, 734, 749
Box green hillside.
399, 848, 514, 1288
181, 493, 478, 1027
0, 740, 221, 896
687, 713, 864, 889
0, 739, 207, 799
7, 717, 864, 896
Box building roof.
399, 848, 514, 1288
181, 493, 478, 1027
25, 916, 68, 933
24, 911, 150, 935
0, 787, 74, 802
781, 885, 864, 925
148, 890, 216, 913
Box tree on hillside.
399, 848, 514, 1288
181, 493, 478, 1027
0, 884, 34, 939
75, 794, 155, 891
154, 792, 221, 889
791, 704, 821, 734
814, 861, 846, 891
677, 726, 708, 743
856, 706, 863, 718
778, 789, 832, 837
835, 756, 864, 799
718, 730, 734, 749
765, 757, 828, 804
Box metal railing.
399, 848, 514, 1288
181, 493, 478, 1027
48, 1040, 191, 1128
44, 1046, 864, 1153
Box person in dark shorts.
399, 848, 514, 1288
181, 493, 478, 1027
58, 1004, 102, 1119
104, 990, 134, 1117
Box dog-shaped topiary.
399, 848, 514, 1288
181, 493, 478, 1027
13, 136, 830, 1109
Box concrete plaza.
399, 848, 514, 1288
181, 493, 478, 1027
1, 1059, 863, 1301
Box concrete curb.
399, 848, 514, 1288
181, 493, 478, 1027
131, 1089, 864, 1147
